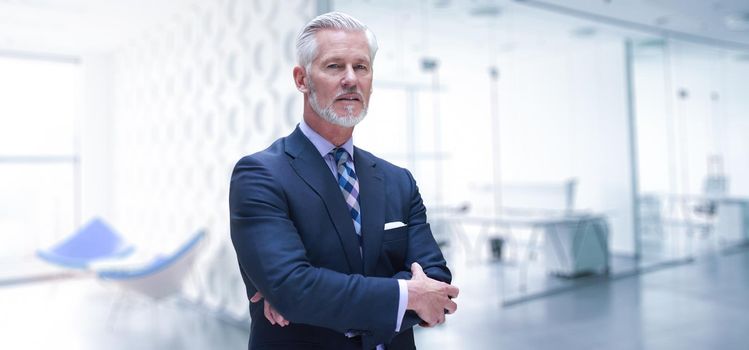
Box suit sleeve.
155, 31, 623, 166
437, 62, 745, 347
393, 168, 454, 333
229, 155, 399, 340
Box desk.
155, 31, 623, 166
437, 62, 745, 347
452, 213, 610, 281
714, 198, 749, 245
536, 215, 610, 277
647, 194, 749, 248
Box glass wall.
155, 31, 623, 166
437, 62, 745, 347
335, 0, 749, 305
336, 0, 637, 303
633, 39, 749, 262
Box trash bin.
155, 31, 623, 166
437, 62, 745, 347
490, 237, 504, 260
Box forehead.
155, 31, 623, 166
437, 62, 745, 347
314, 29, 370, 62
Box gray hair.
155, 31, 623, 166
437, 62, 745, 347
296, 12, 378, 70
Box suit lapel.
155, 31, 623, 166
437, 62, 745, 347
355, 148, 386, 276
285, 127, 363, 274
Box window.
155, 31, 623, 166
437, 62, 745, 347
0, 54, 81, 259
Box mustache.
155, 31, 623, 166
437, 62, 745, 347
335, 92, 364, 100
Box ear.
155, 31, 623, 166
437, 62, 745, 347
293, 66, 309, 93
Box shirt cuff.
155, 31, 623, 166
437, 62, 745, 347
395, 279, 408, 332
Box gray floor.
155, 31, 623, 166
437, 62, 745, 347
1, 247, 747, 350
416, 247, 749, 349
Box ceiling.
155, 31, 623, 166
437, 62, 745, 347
515, 0, 749, 49
0, 0, 747, 57
0, 0, 191, 57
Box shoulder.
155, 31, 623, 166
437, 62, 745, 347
355, 147, 415, 183
230, 137, 290, 204
233, 136, 288, 170
230, 136, 294, 195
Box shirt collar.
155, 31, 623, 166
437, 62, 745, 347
299, 120, 354, 160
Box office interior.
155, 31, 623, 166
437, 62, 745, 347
1, 0, 748, 349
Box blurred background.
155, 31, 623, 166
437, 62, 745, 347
1, 0, 748, 349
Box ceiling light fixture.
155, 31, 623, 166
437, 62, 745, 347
571, 26, 597, 38
635, 38, 667, 48
433, 0, 451, 9
654, 16, 669, 26
735, 53, 749, 62
725, 12, 749, 31
469, 3, 502, 17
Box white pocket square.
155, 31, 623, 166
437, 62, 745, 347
384, 221, 406, 230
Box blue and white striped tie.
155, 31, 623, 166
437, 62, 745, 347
332, 148, 362, 246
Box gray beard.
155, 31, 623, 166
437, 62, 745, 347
308, 86, 368, 128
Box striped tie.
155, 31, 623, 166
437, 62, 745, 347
332, 148, 362, 245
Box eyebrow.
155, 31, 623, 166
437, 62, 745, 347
319, 55, 371, 64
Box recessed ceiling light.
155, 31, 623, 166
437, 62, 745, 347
735, 53, 749, 62
725, 12, 749, 31
636, 38, 667, 48
654, 16, 669, 26
469, 4, 502, 17
434, 0, 451, 8
499, 43, 516, 53
571, 26, 597, 38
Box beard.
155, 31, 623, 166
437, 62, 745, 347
308, 81, 368, 128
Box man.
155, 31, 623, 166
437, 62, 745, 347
230, 12, 458, 350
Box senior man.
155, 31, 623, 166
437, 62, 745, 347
230, 12, 458, 350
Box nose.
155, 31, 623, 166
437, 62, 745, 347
340, 65, 356, 88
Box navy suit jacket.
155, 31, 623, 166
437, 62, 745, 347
230, 126, 452, 350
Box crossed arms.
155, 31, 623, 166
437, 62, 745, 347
229, 156, 458, 345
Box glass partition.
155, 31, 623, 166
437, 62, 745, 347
336, 0, 639, 305
633, 39, 749, 263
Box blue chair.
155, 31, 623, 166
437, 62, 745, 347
96, 230, 207, 300
37, 218, 134, 269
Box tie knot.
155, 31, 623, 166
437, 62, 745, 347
332, 148, 349, 166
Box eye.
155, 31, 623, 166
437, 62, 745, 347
326, 63, 340, 69
355, 64, 368, 71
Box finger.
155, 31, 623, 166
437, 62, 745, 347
264, 301, 275, 325
437, 314, 446, 325
446, 285, 460, 298
270, 307, 287, 327
275, 314, 287, 327
427, 314, 441, 327
267, 305, 286, 325
410, 262, 426, 279
444, 299, 458, 314
250, 291, 264, 303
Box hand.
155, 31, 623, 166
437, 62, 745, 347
405, 262, 459, 327
250, 291, 289, 327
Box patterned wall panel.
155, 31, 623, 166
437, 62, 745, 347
112, 0, 314, 320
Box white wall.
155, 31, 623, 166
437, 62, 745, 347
81, 54, 114, 225
110, 0, 314, 318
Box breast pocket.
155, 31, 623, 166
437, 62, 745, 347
381, 226, 408, 269
382, 225, 408, 242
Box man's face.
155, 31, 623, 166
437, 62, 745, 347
306, 29, 373, 127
